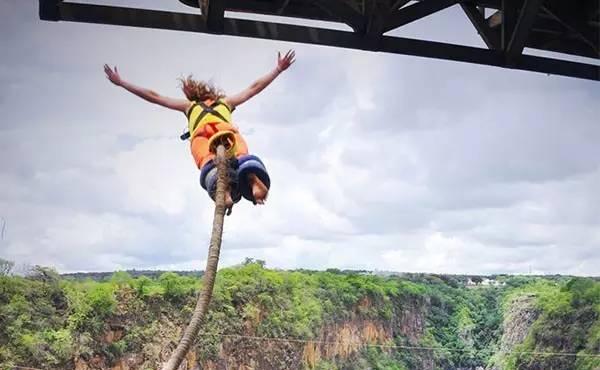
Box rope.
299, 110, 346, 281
161, 144, 230, 370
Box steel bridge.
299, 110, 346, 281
39, 0, 599, 81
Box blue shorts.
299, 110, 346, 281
199, 154, 270, 204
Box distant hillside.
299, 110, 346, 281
61, 269, 204, 281
60, 267, 589, 286
1, 263, 598, 370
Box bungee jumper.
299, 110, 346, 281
103, 50, 296, 214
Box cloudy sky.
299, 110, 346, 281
1, 0, 599, 275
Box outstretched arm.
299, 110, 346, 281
104, 64, 189, 113
225, 50, 295, 109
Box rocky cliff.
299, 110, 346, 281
1, 265, 598, 370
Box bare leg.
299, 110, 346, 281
248, 173, 268, 205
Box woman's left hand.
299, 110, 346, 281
277, 50, 296, 72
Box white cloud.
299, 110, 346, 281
113, 138, 197, 215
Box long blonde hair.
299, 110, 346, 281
179, 75, 225, 102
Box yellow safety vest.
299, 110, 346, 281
180, 99, 234, 141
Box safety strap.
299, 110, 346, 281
180, 100, 232, 141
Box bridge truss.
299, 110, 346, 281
39, 0, 599, 81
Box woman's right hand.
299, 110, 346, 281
104, 64, 123, 86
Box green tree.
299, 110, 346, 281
110, 271, 133, 288
0, 258, 14, 276
133, 275, 152, 296
28, 265, 60, 283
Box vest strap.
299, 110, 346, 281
180, 100, 232, 141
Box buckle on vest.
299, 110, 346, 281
208, 130, 237, 157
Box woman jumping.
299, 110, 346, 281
104, 50, 295, 214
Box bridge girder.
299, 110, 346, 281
39, 0, 599, 81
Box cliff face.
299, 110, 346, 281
488, 279, 600, 370
487, 294, 539, 370
74, 291, 430, 370
1, 266, 598, 370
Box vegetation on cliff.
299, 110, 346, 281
0, 260, 597, 369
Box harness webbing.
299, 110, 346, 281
180, 100, 232, 141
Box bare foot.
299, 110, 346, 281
248, 174, 268, 205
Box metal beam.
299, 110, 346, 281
461, 2, 501, 49
39, 0, 62, 21
42, 2, 600, 81
200, 0, 225, 33
501, 0, 519, 49
275, 0, 292, 15
391, 0, 411, 11
312, 0, 365, 33
516, 53, 599, 80
487, 5, 600, 59
181, 0, 335, 22
383, 0, 459, 33
57, 2, 207, 32
473, 0, 503, 10
506, 0, 544, 61
364, 0, 389, 35
542, 2, 599, 56
527, 32, 599, 59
